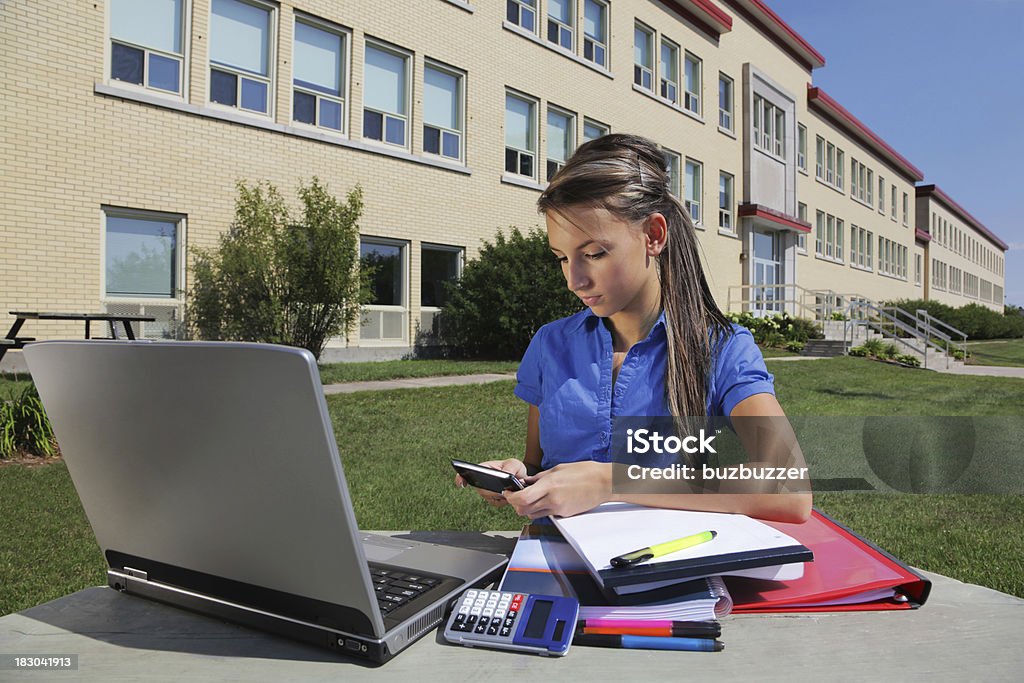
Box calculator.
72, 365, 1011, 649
443, 589, 579, 656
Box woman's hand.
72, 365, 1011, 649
504, 461, 612, 519
454, 458, 528, 508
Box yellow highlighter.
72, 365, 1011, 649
610, 530, 717, 568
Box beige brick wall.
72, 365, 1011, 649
0, 0, 1007, 354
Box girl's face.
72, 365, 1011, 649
546, 205, 666, 319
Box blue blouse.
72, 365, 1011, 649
513, 309, 775, 469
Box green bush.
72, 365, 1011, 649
725, 312, 823, 346
895, 354, 921, 367
848, 346, 868, 357
438, 227, 582, 359
882, 343, 899, 359
829, 311, 847, 321
784, 340, 805, 353
0, 384, 57, 459
861, 338, 886, 357
189, 178, 372, 360
885, 299, 1024, 340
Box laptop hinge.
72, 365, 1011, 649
124, 567, 149, 581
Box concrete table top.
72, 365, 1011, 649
1, 534, 1021, 682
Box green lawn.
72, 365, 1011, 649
965, 338, 1024, 368
0, 372, 34, 397
2, 356, 1023, 616
758, 346, 800, 358
318, 359, 517, 384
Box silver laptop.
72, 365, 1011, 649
24, 340, 507, 664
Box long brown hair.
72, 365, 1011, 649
537, 133, 731, 420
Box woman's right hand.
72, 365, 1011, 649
454, 458, 528, 507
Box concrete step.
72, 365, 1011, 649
801, 340, 847, 357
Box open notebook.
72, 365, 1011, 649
550, 503, 812, 592
498, 524, 732, 621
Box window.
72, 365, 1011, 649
583, 117, 608, 141
660, 39, 679, 104
850, 225, 872, 270
421, 244, 462, 309
891, 185, 897, 219
546, 106, 575, 181
685, 158, 702, 225
815, 136, 824, 178
797, 124, 806, 171
633, 24, 654, 91
902, 192, 909, 226
836, 149, 844, 190
423, 62, 463, 161
866, 169, 874, 205
797, 202, 807, 252
753, 95, 783, 157
110, 0, 185, 94
815, 210, 843, 263
505, 91, 537, 178
363, 41, 410, 147
718, 73, 733, 131
719, 171, 734, 231
878, 176, 885, 213
850, 158, 858, 198
507, 0, 536, 32
293, 19, 346, 132
104, 209, 182, 299
209, 0, 274, 114
663, 149, 681, 198
583, 0, 608, 67
684, 52, 701, 114
547, 0, 574, 50
360, 238, 407, 342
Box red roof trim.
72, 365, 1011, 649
738, 203, 811, 233
916, 184, 1008, 251
807, 85, 924, 182
661, 0, 733, 37
915, 228, 932, 243
721, 0, 825, 70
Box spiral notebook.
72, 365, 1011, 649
498, 523, 732, 621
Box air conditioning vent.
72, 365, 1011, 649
406, 604, 445, 642
104, 302, 184, 339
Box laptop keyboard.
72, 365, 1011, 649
370, 567, 441, 615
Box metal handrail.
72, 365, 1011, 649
846, 300, 957, 369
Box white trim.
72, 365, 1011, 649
363, 37, 414, 151
207, 0, 278, 119
501, 173, 545, 192
105, 0, 192, 101
502, 21, 614, 80
422, 58, 467, 164
359, 236, 410, 346
100, 205, 187, 304
631, 83, 705, 124
291, 14, 352, 135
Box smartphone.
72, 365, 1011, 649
451, 459, 526, 493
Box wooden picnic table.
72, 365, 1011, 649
0, 311, 157, 363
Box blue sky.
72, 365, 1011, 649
767, 0, 1024, 306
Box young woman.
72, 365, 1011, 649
457, 134, 811, 523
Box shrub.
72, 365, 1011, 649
885, 299, 1024, 340
882, 343, 899, 359
848, 346, 868, 357
895, 354, 921, 367
438, 227, 582, 359
726, 312, 822, 345
829, 311, 847, 321
189, 178, 372, 360
784, 340, 805, 353
0, 384, 57, 459
861, 338, 886, 357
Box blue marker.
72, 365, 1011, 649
573, 633, 724, 652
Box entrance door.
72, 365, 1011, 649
752, 231, 782, 316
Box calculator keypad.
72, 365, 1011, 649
448, 590, 521, 642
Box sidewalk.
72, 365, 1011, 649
322, 373, 515, 395
932, 364, 1024, 378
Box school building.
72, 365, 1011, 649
0, 0, 1009, 363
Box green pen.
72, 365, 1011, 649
610, 530, 717, 568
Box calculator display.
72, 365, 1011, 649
523, 600, 552, 639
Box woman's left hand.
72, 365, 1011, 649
503, 461, 612, 519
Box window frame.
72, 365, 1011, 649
683, 51, 701, 115
422, 59, 466, 163
633, 22, 655, 92
718, 170, 734, 232
507, 0, 537, 34
659, 37, 680, 105
718, 72, 734, 132
546, 104, 576, 181
101, 206, 186, 303
207, 0, 277, 117
362, 38, 413, 150
420, 242, 464, 311
504, 89, 539, 180
291, 15, 350, 134
797, 123, 807, 171
797, 202, 808, 253
546, 0, 575, 50
684, 157, 703, 226
582, 117, 609, 142
108, 0, 189, 97
359, 236, 410, 344
582, 0, 608, 67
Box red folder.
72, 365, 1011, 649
726, 509, 931, 612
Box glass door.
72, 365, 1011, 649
752, 231, 782, 316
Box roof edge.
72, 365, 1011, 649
916, 184, 1008, 251
807, 85, 924, 182
722, 0, 825, 70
